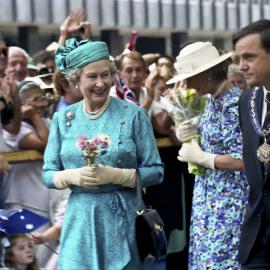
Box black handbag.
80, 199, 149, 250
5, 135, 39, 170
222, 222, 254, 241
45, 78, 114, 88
135, 178, 167, 262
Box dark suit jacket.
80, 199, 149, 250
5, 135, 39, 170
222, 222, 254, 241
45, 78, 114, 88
238, 87, 270, 264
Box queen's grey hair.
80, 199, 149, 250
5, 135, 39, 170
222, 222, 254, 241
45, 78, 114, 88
65, 59, 117, 87
65, 68, 81, 87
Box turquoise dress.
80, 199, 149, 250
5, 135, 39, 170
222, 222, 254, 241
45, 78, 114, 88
188, 88, 249, 269
42, 97, 164, 270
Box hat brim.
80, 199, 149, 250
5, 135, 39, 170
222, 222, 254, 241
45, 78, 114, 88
166, 51, 233, 85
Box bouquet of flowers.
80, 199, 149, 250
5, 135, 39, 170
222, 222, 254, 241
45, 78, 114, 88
160, 87, 208, 176
76, 134, 111, 166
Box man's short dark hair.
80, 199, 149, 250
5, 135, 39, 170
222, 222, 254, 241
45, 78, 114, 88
156, 55, 174, 65
232, 19, 270, 52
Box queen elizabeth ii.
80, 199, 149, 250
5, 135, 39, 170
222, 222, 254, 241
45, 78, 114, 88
42, 38, 164, 269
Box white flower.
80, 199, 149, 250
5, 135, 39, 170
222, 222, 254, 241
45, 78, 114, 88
20, 215, 25, 220
97, 134, 111, 144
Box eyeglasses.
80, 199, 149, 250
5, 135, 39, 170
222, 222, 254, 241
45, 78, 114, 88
27, 96, 49, 103
0, 47, 8, 57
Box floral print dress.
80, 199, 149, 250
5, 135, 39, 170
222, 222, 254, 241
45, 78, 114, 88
188, 87, 249, 270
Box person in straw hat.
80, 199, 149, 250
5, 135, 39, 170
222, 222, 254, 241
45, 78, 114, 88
167, 41, 248, 269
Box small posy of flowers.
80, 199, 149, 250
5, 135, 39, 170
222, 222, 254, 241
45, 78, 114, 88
76, 134, 111, 166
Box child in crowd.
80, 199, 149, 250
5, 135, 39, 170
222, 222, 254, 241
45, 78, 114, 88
4, 234, 39, 270
31, 199, 67, 270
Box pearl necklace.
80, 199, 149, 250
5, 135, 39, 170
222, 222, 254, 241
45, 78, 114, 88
83, 96, 111, 120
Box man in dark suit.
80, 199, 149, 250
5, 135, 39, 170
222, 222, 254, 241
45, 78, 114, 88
233, 20, 270, 269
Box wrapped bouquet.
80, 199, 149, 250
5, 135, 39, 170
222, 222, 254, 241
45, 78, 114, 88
160, 87, 208, 176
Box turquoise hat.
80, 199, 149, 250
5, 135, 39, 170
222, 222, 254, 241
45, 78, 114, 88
55, 38, 110, 75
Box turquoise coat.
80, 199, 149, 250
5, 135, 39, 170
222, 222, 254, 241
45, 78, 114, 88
42, 97, 164, 270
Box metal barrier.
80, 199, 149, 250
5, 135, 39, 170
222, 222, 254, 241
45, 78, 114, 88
1, 150, 44, 164
1, 138, 177, 164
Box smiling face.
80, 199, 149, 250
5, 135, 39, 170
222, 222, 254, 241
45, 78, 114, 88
235, 33, 270, 89
6, 48, 28, 82
78, 59, 113, 111
23, 86, 49, 116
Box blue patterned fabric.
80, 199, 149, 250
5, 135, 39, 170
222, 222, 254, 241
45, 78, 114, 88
188, 87, 249, 270
42, 97, 164, 270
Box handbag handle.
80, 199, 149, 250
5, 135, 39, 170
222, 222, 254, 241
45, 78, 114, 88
136, 175, 151, 213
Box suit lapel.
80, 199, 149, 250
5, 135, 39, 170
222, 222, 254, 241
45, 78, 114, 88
249, 87, 263, 155
249, 87, 265, 182
257, 87, 264, 131
255, 87, 270, 181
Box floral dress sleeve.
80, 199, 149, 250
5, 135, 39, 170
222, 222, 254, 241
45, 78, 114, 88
221, 88, 243, 160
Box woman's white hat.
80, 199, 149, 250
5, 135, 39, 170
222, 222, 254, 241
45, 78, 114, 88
166, 42, 233, 85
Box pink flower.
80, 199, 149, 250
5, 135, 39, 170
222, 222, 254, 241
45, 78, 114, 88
76, 134, 111, 166
76, 135, 88, 149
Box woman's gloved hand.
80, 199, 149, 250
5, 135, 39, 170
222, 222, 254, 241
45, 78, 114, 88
177, 141, 217, 170
53, 166, 98, 189
175, 119, 198, 142
95, 166, 137, 188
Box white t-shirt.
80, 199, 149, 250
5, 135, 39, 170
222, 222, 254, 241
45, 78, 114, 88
0, 124, 11, 152
2, 118, 51, 211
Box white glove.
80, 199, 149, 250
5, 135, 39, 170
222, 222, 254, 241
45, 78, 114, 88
177, 141, 217, 170
95, 166, 137, 188
53, 167, 98, 189
175, 119, 198, 142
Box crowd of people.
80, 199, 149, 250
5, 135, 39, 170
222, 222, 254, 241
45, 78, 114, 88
0, 7, 270, 270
